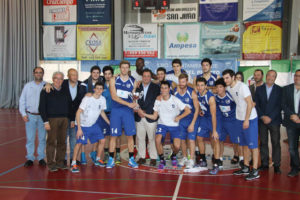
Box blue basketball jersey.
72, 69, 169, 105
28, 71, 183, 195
111, 75, 135, 109
197, 73, 218, 87
215, 91, 236, 121
197, 90, 215, 118
174, 86, 195, 117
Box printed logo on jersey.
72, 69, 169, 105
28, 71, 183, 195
226, 99, 230, 104
172, 104, 175, 108
126, 83, 131, 88
185, 98, 189, 103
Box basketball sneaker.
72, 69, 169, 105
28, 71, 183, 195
128, 156, 138, 168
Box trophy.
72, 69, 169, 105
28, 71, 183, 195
130, 91, 144, 109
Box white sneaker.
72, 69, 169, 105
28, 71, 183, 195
186, 159, 194, 169
178, 157, 188, 167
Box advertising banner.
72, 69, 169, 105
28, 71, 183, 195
43, 25, 76, 60
152, 3, 198, 23
243, 0, 283, 21
243, 21, 282, 60
77, 25, 111, 60
271, 60, 292, 86
201, 23, 241, 58
123, 24, 158, 58
43, 0, 77, 25
77, 0, 111, 24
164, 24, 201, 59
199, 0, 238, 22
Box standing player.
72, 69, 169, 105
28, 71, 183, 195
107, 60, 139, 169
215, 78, 241, 167
156, 67, 177, 93
71, 82, 109, 173
142, 81, 191, 169
193, 58, 219, 92
195, 77, 222, 175
166, 59, 193, 85
174, 74, 199, 169
222, 69, 260, 181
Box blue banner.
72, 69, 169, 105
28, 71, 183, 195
243, 0, 282, 21
199, 0, 238, 22
77, 0, 111, 24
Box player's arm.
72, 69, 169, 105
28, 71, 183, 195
75, 108, 84, 139
143, 111, 159, 120
209, 96, 218, 140
175, 106, 191, 122
109, 77, 137, 108
171, 81, 177, 90
188, 91, 199, 132
244, 95, 253, 129
100, 111, 110, 125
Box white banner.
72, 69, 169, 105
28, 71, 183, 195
43, 25, 76, 60
43, 0, 77, 25
164, 24, 200, 59
152, 3, 198, 23
123, 24, 158, 58
243, 0, 282, 21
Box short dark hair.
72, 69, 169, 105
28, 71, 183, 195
90, 65, 101, 73
142, 68, 152, 76
295, 69, 300, 73
160, 80, 170, 88
136, 57, 144, 62
267, 69, 277, 78
157, 67, 166, 74
201, 58, 212, 66
103, 65, 114, 75
222, 69, 235, 77
33, 66, 44, 73
196, 77, 207, 85
215, 78, 226, 87
235, 71, 244, 82
172, 58, 182, 66
94, 82, 104, 89
254, 69, 264, 76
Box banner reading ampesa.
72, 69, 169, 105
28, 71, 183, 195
123, 24, 158, 58
77, 25, 111, 60
243, 21, 282, 60
164, 23, 201, 59
43, 0, 77, 25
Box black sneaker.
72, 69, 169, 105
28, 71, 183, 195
57, 164, 69, 170
196, 154, 201, 166
239, 160, 244, 168
48, 166, 58, 172
211, 154, 216, 165
287, 169, 299, 177
274, 166, 281, 174
24, 160, 33, 167
233, 165, 250, 175
245, 169, 260, 181
39, 159, 47, 167
231, 156, 239, 164
258, 165, 269, 171
218, 160, 223, 170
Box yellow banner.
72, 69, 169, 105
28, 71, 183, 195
77, 25, 111, 60
243, 21, 282, 60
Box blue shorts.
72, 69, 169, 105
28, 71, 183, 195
110, 107, 136, 137
156, 124, 181, 140
179, 117, 200, 141
236, 118, 258, 149
219, 119, 239, 144
98, 113, 111, 136
196, 116, 222, 138
75, 123, 104, 145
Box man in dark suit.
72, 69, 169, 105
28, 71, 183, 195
135, 68, 160, 166
282, 69, 300, 177
250, 69, 264, 102
255, 70, 282, 174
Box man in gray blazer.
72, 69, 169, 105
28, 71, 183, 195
282, 69, 300, 177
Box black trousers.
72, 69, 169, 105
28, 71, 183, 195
259, 121, 281, 167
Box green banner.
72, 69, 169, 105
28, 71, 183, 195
292, 60, 300, 73
238, 66, 269, 85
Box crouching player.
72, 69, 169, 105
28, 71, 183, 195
195, 77, 222, 175
71, 82, 110, 173
215, 78, 241, 168
141, 81, 191, 169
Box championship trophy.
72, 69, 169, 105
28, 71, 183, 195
130, 91, 144, 110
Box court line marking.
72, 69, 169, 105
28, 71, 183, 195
0, 137, 26, 147
172, 174, 183, 200
0, 186, 201, 200
0, 163, 24, 177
